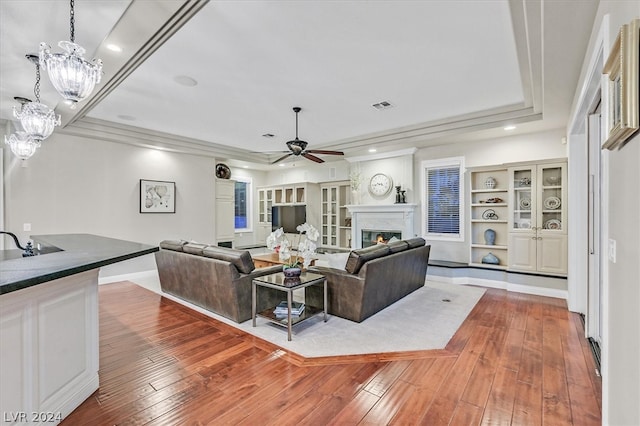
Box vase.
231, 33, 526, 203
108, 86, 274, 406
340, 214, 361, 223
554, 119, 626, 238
484, 228, 496, 245
482, 252, 500, 265
283, 267, 302, 277
351, 189, 360, 205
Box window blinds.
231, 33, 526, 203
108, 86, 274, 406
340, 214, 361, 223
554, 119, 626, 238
426, 166, 460, 235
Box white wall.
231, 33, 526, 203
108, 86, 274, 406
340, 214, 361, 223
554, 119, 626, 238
578, 3, 640, 424
414, 128, 568, 262
3, 130, 217, 277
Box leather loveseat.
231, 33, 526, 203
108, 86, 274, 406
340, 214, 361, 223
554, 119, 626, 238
307, 238, 431, 322
155, 240, 284, 323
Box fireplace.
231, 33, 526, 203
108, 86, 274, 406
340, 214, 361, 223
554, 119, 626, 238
346, 204, 417, 248
362, 229, 402, 247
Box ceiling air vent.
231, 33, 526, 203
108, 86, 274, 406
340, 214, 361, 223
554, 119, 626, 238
262, 133, 275, 138
372, 101, 394, 110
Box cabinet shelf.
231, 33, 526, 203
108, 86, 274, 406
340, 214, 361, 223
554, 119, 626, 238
471, 203, 507, 207
470, 188, 508, 193
471, 244, 508, 249
471, 219, 508, 223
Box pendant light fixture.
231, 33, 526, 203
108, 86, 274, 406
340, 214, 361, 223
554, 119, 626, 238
4, 131, 41, 160
13, 55, 61, 142
39, 0, 103, 106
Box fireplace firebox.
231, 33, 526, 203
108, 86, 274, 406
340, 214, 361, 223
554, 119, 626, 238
361, 229, 402, 247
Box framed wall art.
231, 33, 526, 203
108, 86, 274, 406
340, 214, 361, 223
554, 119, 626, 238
602, 18, 639, 150
140, 179, 175, 213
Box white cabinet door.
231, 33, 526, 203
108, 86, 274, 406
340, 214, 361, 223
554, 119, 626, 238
216, 199, 235, 241
537, 234, 568, 274
508, 232, 537, 271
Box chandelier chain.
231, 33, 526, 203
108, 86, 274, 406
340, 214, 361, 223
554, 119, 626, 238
34, 62, 41, 103
70, 0, 75, 43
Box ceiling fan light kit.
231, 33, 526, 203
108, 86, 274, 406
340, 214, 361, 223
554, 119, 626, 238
272, 107, 344, 164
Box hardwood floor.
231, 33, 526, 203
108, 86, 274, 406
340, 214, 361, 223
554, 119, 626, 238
62, 281, 601, 425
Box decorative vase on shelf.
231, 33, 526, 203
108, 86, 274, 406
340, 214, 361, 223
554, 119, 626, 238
484, 176, 497, 189
484, 228, 496, 245
283, 266, 302, 277
482, 252, 500, 265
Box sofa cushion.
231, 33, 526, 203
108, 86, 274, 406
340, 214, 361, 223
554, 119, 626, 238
405, 237, 426, 249
345, 244, 391, 274
326, 252, 350, 270
202, 246, 256, 274
159, 240, 188, 251
183, 243, 208, 255
387, 240, 409, 253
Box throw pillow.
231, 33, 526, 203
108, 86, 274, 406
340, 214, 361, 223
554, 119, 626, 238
326, 252, 350, 270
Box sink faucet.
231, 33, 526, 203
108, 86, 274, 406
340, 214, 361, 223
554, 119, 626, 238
0, 231, 36, 256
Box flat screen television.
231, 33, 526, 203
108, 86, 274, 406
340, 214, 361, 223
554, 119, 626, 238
271, 205, 306, 233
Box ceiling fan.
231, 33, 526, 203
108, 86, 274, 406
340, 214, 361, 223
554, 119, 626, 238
272, 107, 344, 164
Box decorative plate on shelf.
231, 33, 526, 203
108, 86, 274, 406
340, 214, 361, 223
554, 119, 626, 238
544, 219, 562, 230
543, 196, 561, 209
518, 220, 531, 229
482, 209, 499, 220
518, 177, 531, 187
519, 197, 531, 209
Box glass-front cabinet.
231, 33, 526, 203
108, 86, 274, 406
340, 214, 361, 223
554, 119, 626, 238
508, 162, 567, 275
320, 181, 351, 249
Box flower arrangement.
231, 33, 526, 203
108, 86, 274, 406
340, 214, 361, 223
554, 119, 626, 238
349, 170, 362, 191
266, 222, 319, 269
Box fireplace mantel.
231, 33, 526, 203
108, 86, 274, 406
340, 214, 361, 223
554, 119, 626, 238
346, 204, 418, 248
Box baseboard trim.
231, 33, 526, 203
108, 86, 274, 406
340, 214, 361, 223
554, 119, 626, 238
99, 269, 158, 285
427, 274, 568, 299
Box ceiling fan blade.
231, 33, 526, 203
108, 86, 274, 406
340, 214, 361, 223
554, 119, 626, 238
302, 152, 325, 163
307, 149, 344, 156
272, 153, 293, 164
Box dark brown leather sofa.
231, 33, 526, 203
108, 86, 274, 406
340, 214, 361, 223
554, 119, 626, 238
154, 240, 283, 323
307, 238, 431, 322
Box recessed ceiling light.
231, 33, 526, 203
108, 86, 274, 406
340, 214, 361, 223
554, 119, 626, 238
372, 101, 394, 110
504, 125, 516, 131
106, 43, 122, 53
278, 164, 285, 167
173, 75, 198, 87
242, 165, 248, 168
117, 114, 136, 121
368, 148, 377, 153
262, 133, 275, 138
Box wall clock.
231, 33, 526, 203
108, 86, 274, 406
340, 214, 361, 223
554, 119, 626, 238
368, 173, 393, 197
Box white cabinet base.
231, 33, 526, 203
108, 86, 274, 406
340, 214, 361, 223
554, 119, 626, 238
0, 270, 99, 425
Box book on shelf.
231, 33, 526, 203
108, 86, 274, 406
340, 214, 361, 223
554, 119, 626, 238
273, 301, 305, 316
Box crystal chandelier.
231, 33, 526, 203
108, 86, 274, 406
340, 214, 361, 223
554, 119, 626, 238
39, 0, 103, 106
13, 55, 61, 142
4, 132, 41, 160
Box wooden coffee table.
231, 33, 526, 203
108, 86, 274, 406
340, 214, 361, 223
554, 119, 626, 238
252, 252, 316, 268
252, 271, 327, 341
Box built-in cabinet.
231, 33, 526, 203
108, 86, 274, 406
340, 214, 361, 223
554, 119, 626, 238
469, 167, 510, 269
508, 162, 567, 274
256, 182, 320, 242
468, 159, 567, 276
320, 181, 351, 248
215, 179, 235, 244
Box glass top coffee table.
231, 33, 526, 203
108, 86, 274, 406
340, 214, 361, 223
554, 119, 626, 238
252, 271, 327, 341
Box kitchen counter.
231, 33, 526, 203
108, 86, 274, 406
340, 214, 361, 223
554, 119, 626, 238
0, 233, 158, 294
0, 233, 158, 422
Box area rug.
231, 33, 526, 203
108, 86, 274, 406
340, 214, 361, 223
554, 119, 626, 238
130, 275, 485, 358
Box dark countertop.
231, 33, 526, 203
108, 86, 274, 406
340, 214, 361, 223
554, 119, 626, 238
0, 234, 159, 295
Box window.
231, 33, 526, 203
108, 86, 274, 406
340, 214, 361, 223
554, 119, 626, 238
234, 177, 252, 232
421, 157, 464, 241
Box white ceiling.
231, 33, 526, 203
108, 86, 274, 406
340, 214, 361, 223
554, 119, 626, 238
0, 0, 598, 168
